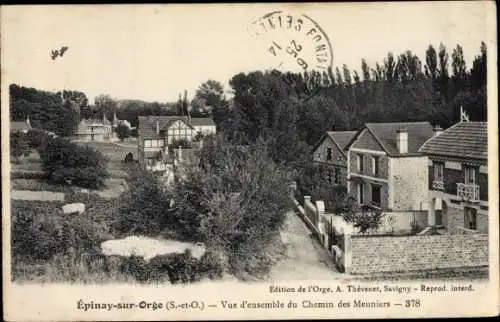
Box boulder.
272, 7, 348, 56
62, 202, 85, 215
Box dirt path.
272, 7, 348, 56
268, 211, 346, 281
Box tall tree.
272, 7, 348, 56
361, 59, 371, 81
384, 52, 397, 81
425, 45, 438, 80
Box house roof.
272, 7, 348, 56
138, 116, 194, 137
10, 121, 31, 132
189, 117, 215, 127
419, 122, 487, 160
327, 131, 357, 150
344, 122, 434, 156
312, 131, 357, 156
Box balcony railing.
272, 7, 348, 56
432, 180, 444, 190
457, 183, 480, 202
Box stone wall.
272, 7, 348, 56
349, 233, 488, 274
389, 156, 429, 211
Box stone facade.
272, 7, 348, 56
313, 134, 349, 187
350, 234, 488, 274
389, 156, 429, 211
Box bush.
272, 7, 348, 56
113, 166, 173, 236
11, 201, 65, 261
25, 129, 50, 150
170, 138, 191, 149
149, 251, 202, 284
116, 124, 131, 141
119, 255, 150, 283
38, 138, 109, 189
171, 135, 292, 278
11, 200, 110, 263
342, 196, 385, 233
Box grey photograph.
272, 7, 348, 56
2, 2, 494, 291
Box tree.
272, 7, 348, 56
195, 80, 225, 110
10, 132, 31, 162
425, 45, 438, 80
116, 123, 131, 141
94, 94, 117, 121
39, 138, 109, 188
361, 59, 371, 81
171, 135, 291, 277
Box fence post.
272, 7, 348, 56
343, 233, 352, 274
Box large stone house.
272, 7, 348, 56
419, 121, 488, 234
74, 113, 115, 141
312, 131, 357, 187
344, 122, 436, 230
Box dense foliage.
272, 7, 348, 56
10, 132, 31, 162
38, 138, 109, 188
116, 123, 131, 141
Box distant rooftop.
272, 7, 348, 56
361, 122, 434, 156
419, 122, 487, 160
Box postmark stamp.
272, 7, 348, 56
248, 10, 334, 99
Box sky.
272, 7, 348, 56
1, 2, 495, 104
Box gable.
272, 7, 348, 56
313, 136, 346, 165
351, 128, 385, 152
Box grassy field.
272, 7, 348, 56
10, 140, 137, 199
75, 140, 137, 162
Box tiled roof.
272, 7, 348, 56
190, 117, 215, 127
138, 116, 194, 138
419, 122, 487, 160
364, 122, 434, 156
327, 131, 357, 150
10, 121, 31, 132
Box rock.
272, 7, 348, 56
62, 202, 85, 215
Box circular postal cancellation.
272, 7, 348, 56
248, 10, 333, 77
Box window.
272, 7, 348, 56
315, 152, 321, 160
371, 184, 381, 207
334, 168, 341, 184
144, 139, 152, 148
464, 207, 477, 230
357, 183, 364, 204
326, 170, 333, 184
434, 162, 444, 182
372, 156, 380, 176
464, 166, 477, 185
326, 148, 333, 161
357, 154, 364, 172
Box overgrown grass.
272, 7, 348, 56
11, 179, 68, 193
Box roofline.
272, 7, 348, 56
312, 133, 331, 152
426, 152, 487, 162
364, 125, 392, 155
343, 126, 391, 155
418, 121, 462, 153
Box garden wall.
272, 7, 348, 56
349, 233, 488, 274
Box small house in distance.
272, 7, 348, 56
312, 131, 357, 187
10, 117, 32, 134
419, 121, 488, 234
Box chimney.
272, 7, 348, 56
156, 119, 160, 135
433, 125, 443, 137
396, 127, 408, 154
